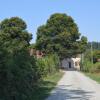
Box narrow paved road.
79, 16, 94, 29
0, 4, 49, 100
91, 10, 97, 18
46, 71, 100, 100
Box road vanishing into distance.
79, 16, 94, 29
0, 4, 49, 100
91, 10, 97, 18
46, 71, 100, 100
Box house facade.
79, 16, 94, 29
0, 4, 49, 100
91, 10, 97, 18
61, 57, 81, 70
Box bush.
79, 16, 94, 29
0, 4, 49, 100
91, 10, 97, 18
82, 60, 93, 72
90, 62, 100, 73
36, 54, 60, 77
0, 49, 39, 100
0, 17, 39, 100
82, 58, 100, 73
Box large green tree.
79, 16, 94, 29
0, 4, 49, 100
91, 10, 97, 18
0, 17, 32, 46
36, 13, 87, 59
0, 17, 38, 100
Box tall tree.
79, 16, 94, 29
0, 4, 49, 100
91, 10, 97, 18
0, 17, 38, 100
36, 13, 87, 59
0, 17, 32, 46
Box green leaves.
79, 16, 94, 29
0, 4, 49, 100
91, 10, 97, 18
36, 54, 60, 77
0, 17, 32, 45
36, 13, 87, 58
0, 17, 36, 100
0, 17, 26, 31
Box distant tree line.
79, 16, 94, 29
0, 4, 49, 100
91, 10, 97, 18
87, 42, 100, 50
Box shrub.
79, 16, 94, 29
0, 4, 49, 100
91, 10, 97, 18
0, 48, 39, 100
0, 17, 41, 100
82, 60, 93, 72
36, 54, 60, 77
90, 62, 100, 73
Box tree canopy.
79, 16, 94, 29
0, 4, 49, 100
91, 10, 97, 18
0, 17, 39, 100
0, 17, 32, 47
36, 13, 87, 59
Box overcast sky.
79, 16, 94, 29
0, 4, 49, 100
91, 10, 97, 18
0, 0, 100, 43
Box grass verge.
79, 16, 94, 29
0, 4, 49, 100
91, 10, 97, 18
85, 72, 100, 83
32, 71, 64, 100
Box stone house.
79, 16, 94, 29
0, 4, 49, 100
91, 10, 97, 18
61, 55, 81, 70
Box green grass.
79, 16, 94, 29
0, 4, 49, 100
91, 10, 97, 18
32, 71, 64, 100
85, 72, 100, 83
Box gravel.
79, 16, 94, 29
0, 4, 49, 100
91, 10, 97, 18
46, 71, 100, 100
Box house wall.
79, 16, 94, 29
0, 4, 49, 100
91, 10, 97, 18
61, 58, 74, 69
72, 58, 81, 70
61, 57, 81, 70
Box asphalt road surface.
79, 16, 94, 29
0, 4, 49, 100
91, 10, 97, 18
46, 71, 100, 100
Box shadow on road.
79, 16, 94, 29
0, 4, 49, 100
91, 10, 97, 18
46, 85, 94, 100
61, 67, 77, 71
32, 81, 58, 100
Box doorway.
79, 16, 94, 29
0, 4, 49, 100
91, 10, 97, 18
69, 62, 71, 68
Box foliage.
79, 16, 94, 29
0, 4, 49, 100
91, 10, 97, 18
85, 72, 100, 83
36, 13, 87, 59
87, 42, 100, 50
83, 49, 100, 64
90, 62, 100, 73
85, 42, 100, 63
82, 57, 100, 73
82, 43, 100, 72
82, 60, 93, 72
32, 71, 64, 100
36, 54, 60, 77
0, 17, 39, 100
83, 49, 92, 62
0, 17, 32, 45
29, 43, 36, 49
93, 50, 100, 63
0, 50, 38, 100
0, 16, 62, 100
